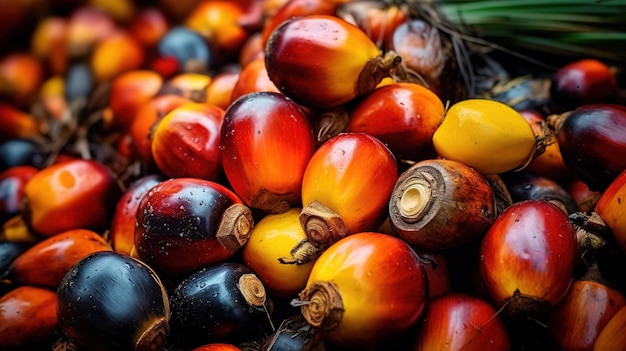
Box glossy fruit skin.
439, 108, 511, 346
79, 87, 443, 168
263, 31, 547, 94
411, 293, 512, 351
22, 159, 121, 237
6, 228, 111, 289
134, 177, 253, 276
550, 59, 617, 114
220, 92, 316, 213
347, 82, 445, 161
260, 0, 348, 47
229, 57, 280, 103
595, 169, 626, 252
169, 262, 274, 348
0, 285, 58, 349
242, 207, 317, 299
299, 232, 428, 348
110, 174, 167, 256
546, 278, 626, 351
0, 165, 39, 223
151, 102, 224, 180
594, 304, 626, 351
551, 104, 626, 191
300, 132, 398, 248
265, 15, 390, 108
388, 159, 495, 251
57, 251, 170, 351
479, 200, 578, 315
129, 94, 193, 164
432, 98, 537, 175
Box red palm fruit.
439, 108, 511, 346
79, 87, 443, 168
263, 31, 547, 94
265, 14, 401, 108
388, 159, 495, 251
242, 207, 318, 299
29, 16, 68, 76
229, 57, 280, 104
567, 179, 601, 213
411, 293, 512, 351
220, 92, 317, 213
0, 52, 45, 108
6, 228, 111, 289
151, 102, 224, 180
547, 104, 626, 191
108, 69, 163, 131
337, 1, 406, 48
347, 82, 444, 161
22, 159, 121, 237
595, 169, 626, 252
419, 251, 451, 298
128, 6, 170, 49
546, 269, 626, 351
0, 286, 58, 349
296, 232, 428, 348
134, 177, 254, 276
519, 109, 570, 182
0, 103, 40, 141
206, 70, 240, 110
300, 132, 398, 250
594, 305, 626, 351
0, 165, 39, 223
161, 72, 212, 102
260, 0, 349, 47
550, 58, 618, 114
479, 200, 578, 320
129, 94, 193, 164
185, 0, 249, 58
91, 30, 146, 83
110, 174, 166, 256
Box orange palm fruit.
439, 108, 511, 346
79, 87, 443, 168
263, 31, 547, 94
90, 30, 146, 83
108, 69, 163, 131
22, 159, 121, 237
300, 132, 398, 250
297, 232, 428, 348
265, 14, 401, 108
128, 94, 193, 164
5, 228, 111, 289
595, 169, 626, 253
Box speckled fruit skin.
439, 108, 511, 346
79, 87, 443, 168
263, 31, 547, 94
134, 177, 253, 276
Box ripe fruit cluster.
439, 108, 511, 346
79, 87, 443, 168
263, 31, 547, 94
1, 1, 626, 351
